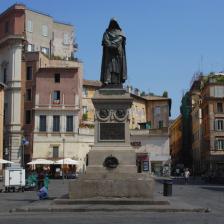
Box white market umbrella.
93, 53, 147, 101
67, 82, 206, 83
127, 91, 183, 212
55, 158, 79, 165
27, 159, 54, 165
0, 159, 14, 164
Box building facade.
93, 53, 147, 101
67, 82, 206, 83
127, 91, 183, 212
0, 83, 6, 173
25, 7, 75, 59
0, 4, 79, 165
129, 94, 146, 129
200, 74, 224, 177
82, 80, 102, 124
0, 4, 25, 164
32, 65, 86, 170
131, 95, 171, 176
169, 115, 183, 173
177, 73, 224, 177
131, 128, 171, 176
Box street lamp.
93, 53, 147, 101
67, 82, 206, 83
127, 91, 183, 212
62, 138, 65, 180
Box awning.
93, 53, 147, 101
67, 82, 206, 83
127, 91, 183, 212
0, 159, 14, 164
27, 159, 54, 165
55, 158, 79, 165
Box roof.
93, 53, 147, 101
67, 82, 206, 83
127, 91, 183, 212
26, 7, 51, 18
143, 95, 170, 101
83, 79, 102, 87
130, 93, 146, 101
53, 20, 73, 27
0, 4, 26, 19
38, 67, 78, 72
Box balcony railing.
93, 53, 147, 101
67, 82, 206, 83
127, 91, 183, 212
52, 100, 60, 105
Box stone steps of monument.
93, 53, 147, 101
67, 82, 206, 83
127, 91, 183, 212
53, 198, 169, 205
78, 172, 153, 180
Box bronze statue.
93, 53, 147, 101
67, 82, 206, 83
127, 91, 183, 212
100, 18, 127, 86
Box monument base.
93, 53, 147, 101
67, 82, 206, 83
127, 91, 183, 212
69, 173, 154, 199
69, 88, 154, 199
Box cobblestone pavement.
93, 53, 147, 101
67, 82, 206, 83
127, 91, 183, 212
0, 177, 223, 224
0, 179, 69, 213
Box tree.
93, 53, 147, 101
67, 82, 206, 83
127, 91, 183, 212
162, 91, 168, 97
82, 113, 88, 121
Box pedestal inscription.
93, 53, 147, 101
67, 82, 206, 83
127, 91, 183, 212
99, 122, 125, 141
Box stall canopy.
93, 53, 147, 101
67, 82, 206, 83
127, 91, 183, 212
55, 158, 79, 165
27, 159, 54, 165
0, 159, 14, 164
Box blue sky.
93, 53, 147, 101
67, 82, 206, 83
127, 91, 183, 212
1, 0, 224, 118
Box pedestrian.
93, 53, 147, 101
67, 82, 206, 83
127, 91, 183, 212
37, 186, 48, 200
37, 170, 45, 190
184, 168, 190, 184
44, 173, 49, 189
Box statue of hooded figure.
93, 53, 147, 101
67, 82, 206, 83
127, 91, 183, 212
100, 18, 127, 86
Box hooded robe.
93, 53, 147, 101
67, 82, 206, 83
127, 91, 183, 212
100, 19, 127, 85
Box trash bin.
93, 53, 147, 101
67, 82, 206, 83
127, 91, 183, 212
163, 179, 172, 196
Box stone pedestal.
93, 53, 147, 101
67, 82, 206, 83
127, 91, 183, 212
69, 88, 154, 199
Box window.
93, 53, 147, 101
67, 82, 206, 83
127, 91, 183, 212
26, 66, 32, 80
25, 110, 31, 124
53, 115, 60, 132
26, 89, 32, 101
215, 139, 224, 150
4, 21, 9, 33
27, 20, 33, 32
82, 106, 87, 114
158, 120, 163, 128
63, 33, 69, 45
214, 119, 224, 131
41, 47, 49, 55
217, 103, 223, 113
53, 146, 59, 159
217, 120, 224, 131
39, 115, 46, 132
154, 107, 161, 116
54, 73, 60, 83
3, 68, 7, 83
27, 44, 34, 52
53, 91, 60, 104
66, 116, 73, 132
82, 87, 88, 97
42, 25, 48, 37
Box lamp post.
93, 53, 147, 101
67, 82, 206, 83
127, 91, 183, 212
62, 138, 65, 180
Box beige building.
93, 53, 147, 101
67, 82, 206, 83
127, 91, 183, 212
25, 8, 75, 59
131, 128, 170, 176
169, 115, 183, 172
82, 80, 102, 124
130, 94, 146, 129
144, 95, 171, 130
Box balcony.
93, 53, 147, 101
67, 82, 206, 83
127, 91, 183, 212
210, 150, 224, 155
52, 100, 60, 105
130, 127, 169, 136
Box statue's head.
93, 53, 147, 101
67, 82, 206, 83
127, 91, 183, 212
108, 18, 121, 30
